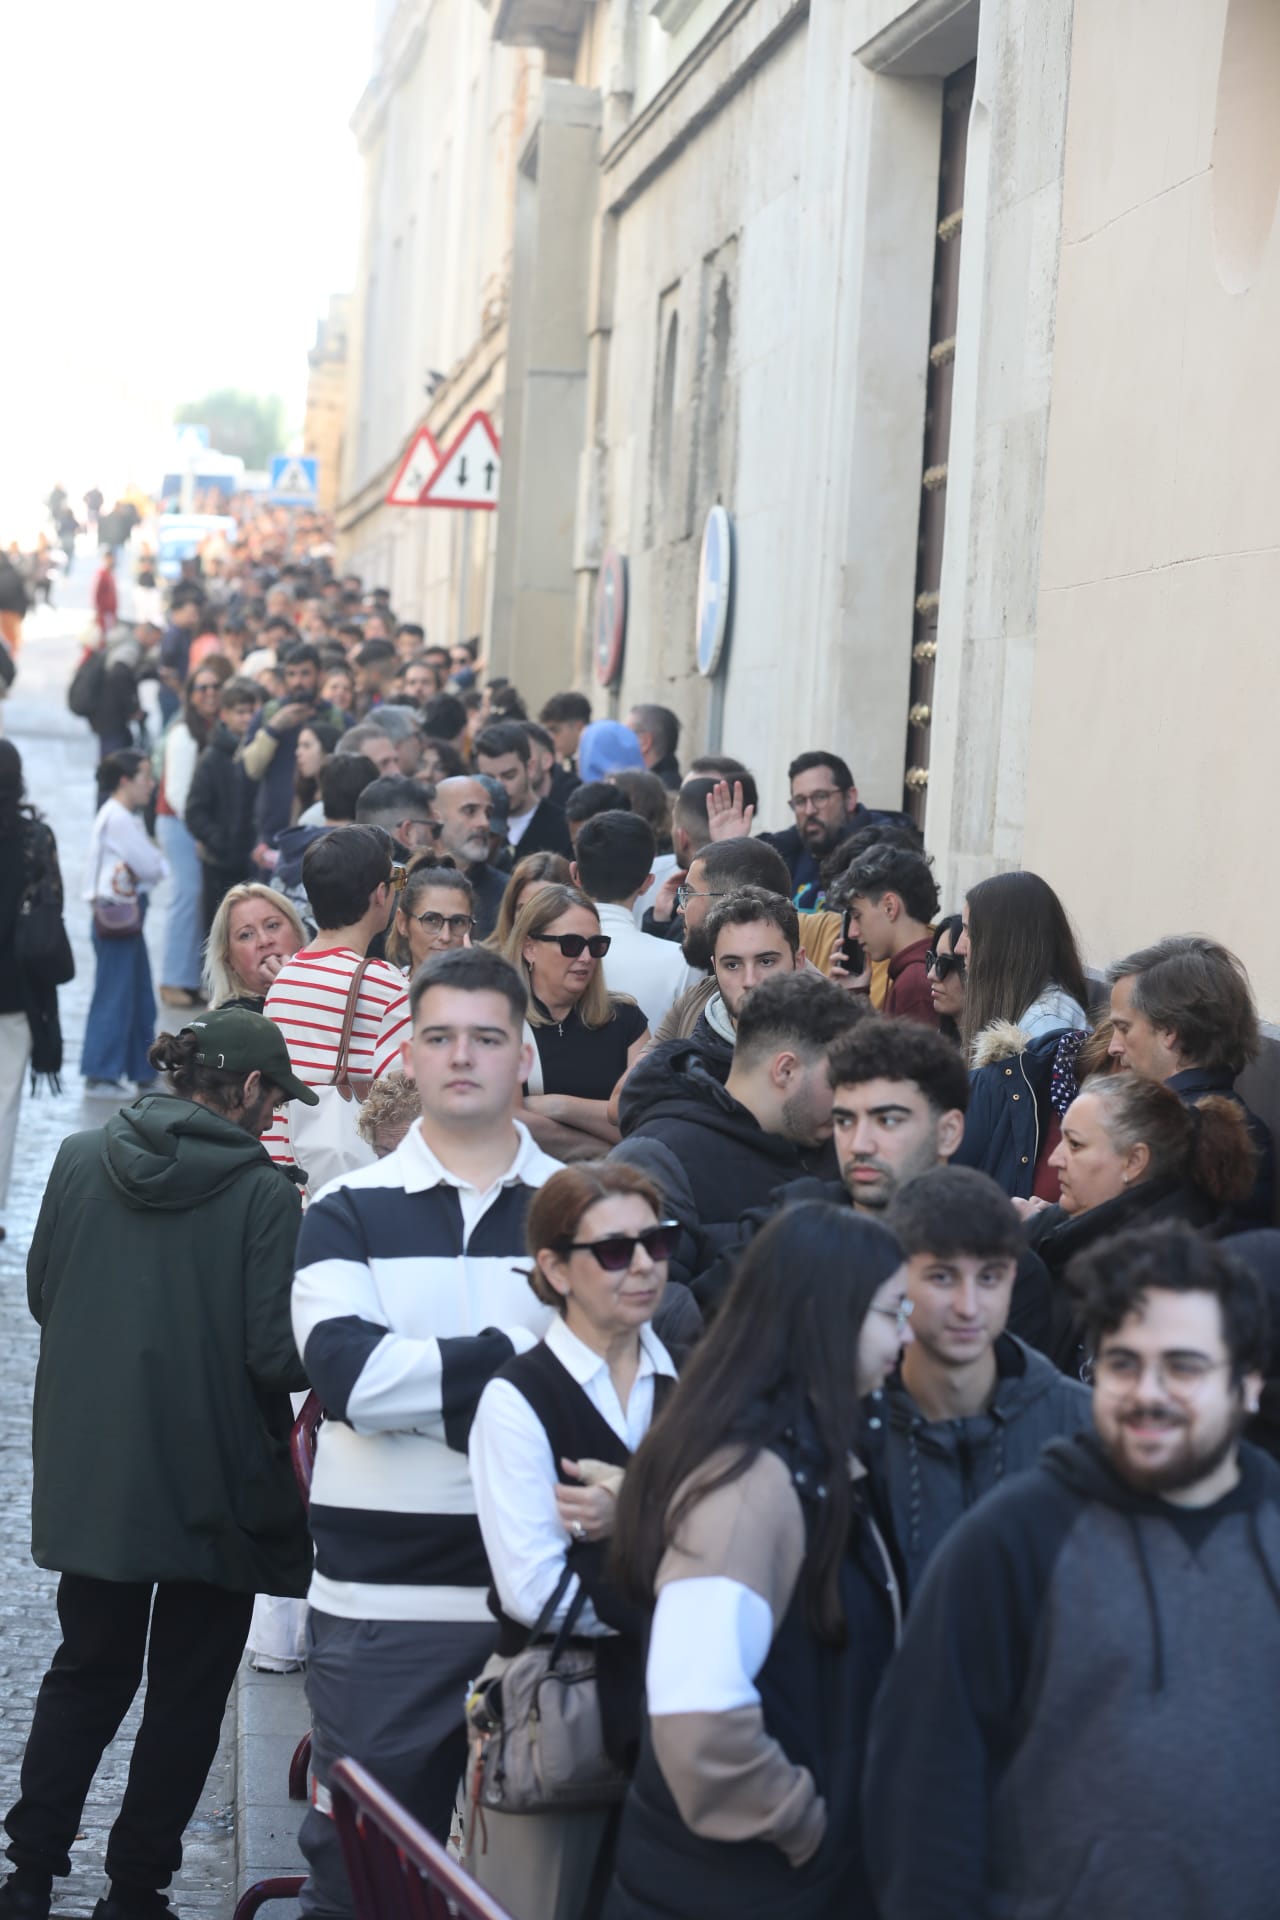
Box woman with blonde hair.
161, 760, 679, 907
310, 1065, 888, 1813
203, 883, 306, 1013
503, 883, 648, 1154
488, 850, 573, 951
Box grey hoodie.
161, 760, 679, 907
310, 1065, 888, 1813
868, 1332, 1092, 1597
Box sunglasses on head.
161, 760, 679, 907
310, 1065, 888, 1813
565, 1222, 681, 1271
926, 949, 965, 982
530, 932, 611, 959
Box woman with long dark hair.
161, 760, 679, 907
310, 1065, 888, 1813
0, 743, 68, 1235
926, 911, 965, 1045
293, 721, 341, 826
83, 750, 168, 1094
606, 1202, 910, 1920
953, 872, 1091, 1201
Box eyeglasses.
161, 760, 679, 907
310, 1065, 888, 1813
872, 1297, 915, 1336
565, 1223, 681, 1271
675, 885, 725, 908
1083, 1352, 1232, 1395
411, 910, 475, 938
192, 681, 221, 694
926, 950, 966, 982
402, 818, 444, 839
788, 788, 844, 813
529, 932, 611, 959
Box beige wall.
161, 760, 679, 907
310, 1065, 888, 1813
1022, 0, 1280, 1017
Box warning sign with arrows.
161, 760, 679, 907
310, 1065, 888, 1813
385, 425, 443, 508
420, 412, 501, 510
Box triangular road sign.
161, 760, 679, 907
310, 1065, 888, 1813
386, 425, 444, 508
421, 412, 501, 511
273, 458, 315, 498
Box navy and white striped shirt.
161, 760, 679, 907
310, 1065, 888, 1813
292, 1120, 562, 1623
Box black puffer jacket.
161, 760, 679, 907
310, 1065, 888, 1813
610, 1045, 837, 1284
185, 723, 257, 874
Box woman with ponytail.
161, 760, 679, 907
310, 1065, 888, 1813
1022, 1072, 1258, 1372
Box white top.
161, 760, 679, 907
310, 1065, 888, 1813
632, 851, 679, 928
596, 900, 698, 1035
470, 1316, 676, 1634
162, 721, 200, 818
506, 802, 537, 847
85, 797, 169, 904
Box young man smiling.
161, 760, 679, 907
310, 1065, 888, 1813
290, 948, 563, 1915
866, 1223, 1280, 1920
873, 1166, 1090, 1597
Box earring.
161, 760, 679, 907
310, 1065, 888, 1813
1122, 1174, 1130, 1185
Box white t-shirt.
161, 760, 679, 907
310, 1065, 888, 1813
262, 947, 410, 1166
506, 803, 537, 847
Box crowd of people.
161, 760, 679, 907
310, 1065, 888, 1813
0, 510, 1278, 1920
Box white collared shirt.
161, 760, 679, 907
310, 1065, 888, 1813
470, 1318, 677, 1633
595, 899, 699, 1035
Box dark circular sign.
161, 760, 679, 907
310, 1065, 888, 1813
594, 547, 628, 688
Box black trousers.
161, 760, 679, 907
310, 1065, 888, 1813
4, 1574, 252, 1892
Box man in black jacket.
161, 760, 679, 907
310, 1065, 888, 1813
865, 1224, 1277, 1920
0, 1011, 316, 1920
610, 972, 862, 1282
759, 750, 915, 909
185, 678, 259, 927
473, 721, 571, 859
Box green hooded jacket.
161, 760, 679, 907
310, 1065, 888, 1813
26, 1093, 312, 1594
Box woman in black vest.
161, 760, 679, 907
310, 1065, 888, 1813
468, 1163, 682, 1920
606, 1202, 910, 1920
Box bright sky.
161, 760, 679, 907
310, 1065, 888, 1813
1, 0, 374, 535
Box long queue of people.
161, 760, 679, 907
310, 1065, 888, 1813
0, 524, 1278, 1920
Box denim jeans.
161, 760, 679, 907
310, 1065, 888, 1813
156, 815, 205, 992
81, 919, 157, 1084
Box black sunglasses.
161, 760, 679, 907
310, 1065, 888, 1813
565, 1222, 681, 1271
529, 932, 611, 959
926, 950, 966, 982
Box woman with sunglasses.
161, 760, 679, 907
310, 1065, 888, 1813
505, 883, 649, 1155
385, 862, 476, 972
606, 1201, 909, 1920
926, 912, 966, 1045
157, 656, 231, 1007
468, 1164, 683, 1920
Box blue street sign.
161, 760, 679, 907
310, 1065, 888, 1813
695, 505, 734, 677
268, 455, 319, 506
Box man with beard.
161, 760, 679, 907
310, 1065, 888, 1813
610, 972, 862, 1286
689, 1019, 1051, 1343
760, 751, 914, 910
865, 1223, 1280, 1920
432, 776, 507, 936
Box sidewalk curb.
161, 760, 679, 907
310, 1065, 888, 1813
233, 1660, 308, 1916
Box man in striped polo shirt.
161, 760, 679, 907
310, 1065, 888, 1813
291, 947, 562, 1915
261, 828, 410, 1172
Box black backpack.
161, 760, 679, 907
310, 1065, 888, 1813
67, 648, 106, 720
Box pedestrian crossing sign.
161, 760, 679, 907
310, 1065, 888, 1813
268, 456, 320, 506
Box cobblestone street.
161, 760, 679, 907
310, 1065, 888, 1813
0, 561, 235, 1919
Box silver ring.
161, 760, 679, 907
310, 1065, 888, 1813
572, 1521, 586, 1541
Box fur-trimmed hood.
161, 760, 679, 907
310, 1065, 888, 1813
969, 1020, 1032, 1070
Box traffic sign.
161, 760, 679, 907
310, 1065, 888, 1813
421, 412, 501, 511
269, 455, 319, 506
386, 425, 444, 507
595, 548, 628, 688
174, 424, 210, 451
695, 505, 734, 677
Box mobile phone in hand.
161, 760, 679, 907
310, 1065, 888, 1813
842, 909, 865, 978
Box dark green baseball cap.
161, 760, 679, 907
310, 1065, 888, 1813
181, 1009, 319, 1105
